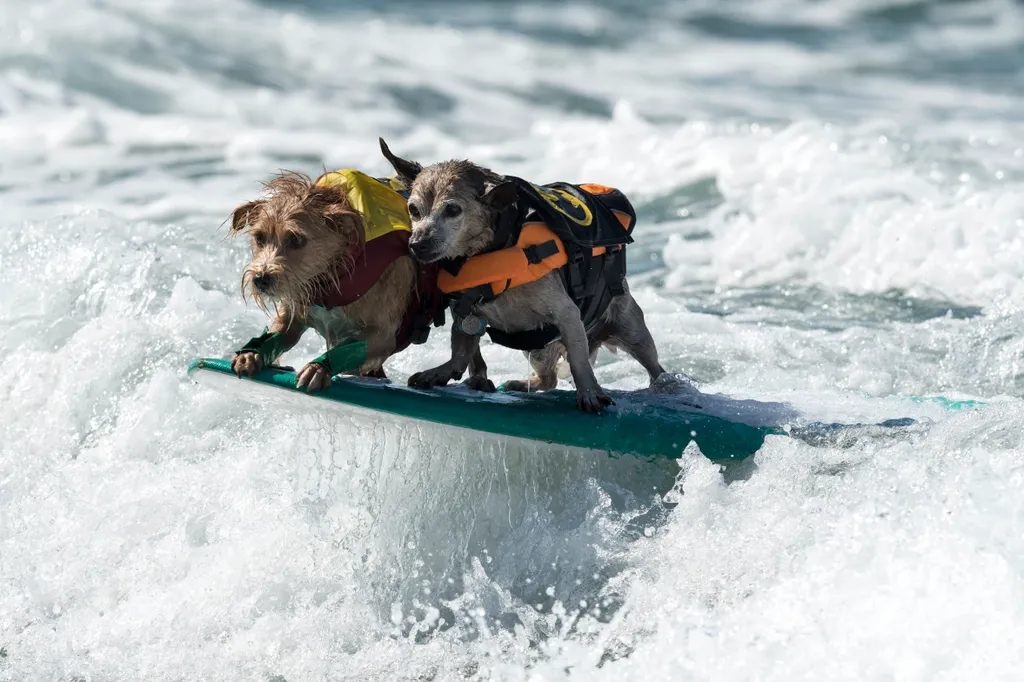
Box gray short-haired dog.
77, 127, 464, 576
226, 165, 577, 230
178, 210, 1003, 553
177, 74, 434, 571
380, 139, 666, 413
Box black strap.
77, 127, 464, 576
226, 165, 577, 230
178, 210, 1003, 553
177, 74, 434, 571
441, 257, 467, 277
605, 247, 627, 297
523, 240, 560, 265
551, 244, 629, 334
451, 285, 492, 318
566, 247, 586, 299
486, 325, 561, 351
583, 252, 604, 299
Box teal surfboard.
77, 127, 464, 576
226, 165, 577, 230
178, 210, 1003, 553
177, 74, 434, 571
188, 358, 785, 461
187, 359, 983, 461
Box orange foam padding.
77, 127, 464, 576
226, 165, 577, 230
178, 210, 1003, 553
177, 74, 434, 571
438, 222, 568, 296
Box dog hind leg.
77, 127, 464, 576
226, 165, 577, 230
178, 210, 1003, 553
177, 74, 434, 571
501, 344, 562, 393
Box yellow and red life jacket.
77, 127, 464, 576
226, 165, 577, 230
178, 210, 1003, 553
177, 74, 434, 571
438, 178, 637, 351
308, 169, 443, 352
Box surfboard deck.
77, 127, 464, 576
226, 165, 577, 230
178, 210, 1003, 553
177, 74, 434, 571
187, 358, 984, 461
187, 358, 782, 461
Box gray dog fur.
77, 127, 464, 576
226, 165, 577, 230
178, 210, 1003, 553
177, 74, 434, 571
380, 138, 666, 413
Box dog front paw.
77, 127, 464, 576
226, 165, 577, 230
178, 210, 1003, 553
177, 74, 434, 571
408, 365, 461, 389
463, 375, 496, 393
296, 362, 333, 392
577, 387, 615, 414
232, 352, 263, 378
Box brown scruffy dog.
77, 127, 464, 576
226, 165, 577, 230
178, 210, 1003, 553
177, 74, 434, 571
380, 140, 666, 413
228, 171, 420, 391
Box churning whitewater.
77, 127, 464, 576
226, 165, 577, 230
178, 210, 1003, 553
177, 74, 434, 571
2, 0, 1024, 679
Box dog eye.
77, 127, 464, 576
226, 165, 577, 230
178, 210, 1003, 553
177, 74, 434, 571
407, 203, 421, 220
252, 232, 267, 247
286, 233, 306, 249
444, 203, 462, 218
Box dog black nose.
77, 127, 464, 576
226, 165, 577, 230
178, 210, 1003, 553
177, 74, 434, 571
252, 273, 273, 292
408, 238, 434, 261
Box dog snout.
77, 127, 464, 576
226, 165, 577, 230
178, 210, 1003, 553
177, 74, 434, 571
408, 235, 438, 262
252, 272, 274, 292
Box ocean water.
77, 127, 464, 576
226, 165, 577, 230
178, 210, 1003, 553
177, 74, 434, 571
2, 0, 1024, 679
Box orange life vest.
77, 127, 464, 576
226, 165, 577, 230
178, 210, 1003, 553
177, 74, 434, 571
439, 179, 636, 351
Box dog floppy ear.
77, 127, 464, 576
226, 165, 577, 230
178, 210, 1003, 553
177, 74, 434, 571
481, 181, 518, 211
379, 137, 423, 183
230, 199, 265, 234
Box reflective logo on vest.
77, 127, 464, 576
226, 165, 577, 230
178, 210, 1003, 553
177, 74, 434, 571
532, 184, 593, 227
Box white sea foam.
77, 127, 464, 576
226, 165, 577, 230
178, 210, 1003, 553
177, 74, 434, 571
2, 0, 1024, 679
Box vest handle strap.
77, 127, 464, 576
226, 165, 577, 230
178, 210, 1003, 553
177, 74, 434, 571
523, 240, 560, 265
451, 285, 492, 318
566, 247, 587, 299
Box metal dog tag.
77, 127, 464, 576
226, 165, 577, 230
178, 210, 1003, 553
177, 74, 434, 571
457, 314, 487, 336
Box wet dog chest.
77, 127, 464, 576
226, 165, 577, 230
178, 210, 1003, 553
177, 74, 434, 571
474, 285, 558, 332
307, 305, 365, 346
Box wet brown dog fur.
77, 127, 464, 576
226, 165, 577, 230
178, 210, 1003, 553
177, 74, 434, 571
229, 171, 417, 391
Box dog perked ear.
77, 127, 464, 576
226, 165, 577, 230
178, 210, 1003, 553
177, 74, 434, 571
379, 138, 423, 183
230, 199, 265, 234
481, 181, 518, 211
